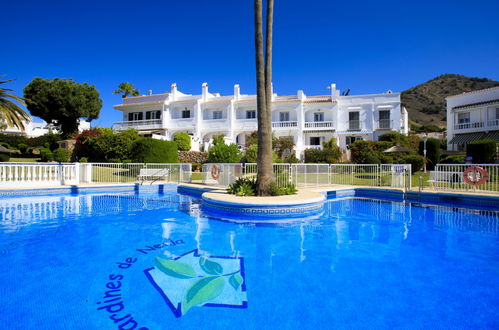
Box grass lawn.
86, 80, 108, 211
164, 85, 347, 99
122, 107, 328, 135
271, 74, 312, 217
8, 157, 41, 162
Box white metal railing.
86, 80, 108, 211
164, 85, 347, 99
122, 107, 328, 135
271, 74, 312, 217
304, 121, 334, 129
429, 164, 498, 192
85, 163, 191, 184
376, 119, 392, 130
487, 119, 499, 128
304, 145, 322, 150
454, 121, 485, 130
272, 121, 298, 128
113, 119, 162, 130
0, 163, 79, 187
200, 163, 412, 190
330, 164, 379, 186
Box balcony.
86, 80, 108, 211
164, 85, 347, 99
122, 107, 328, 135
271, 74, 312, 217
304, 145, 322, 150
272, 121, 298, 129
304, 121, 334, 129
454, 121, 485, 130
202, 118, 229, 129
375, 119, 393, 130
234, 119, 257, 130
348, 120, 361, 131
487, 119, 499, 128
169, 117, 195, 129
113, 119, 162, 131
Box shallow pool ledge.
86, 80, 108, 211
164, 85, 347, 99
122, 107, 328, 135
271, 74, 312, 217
201, 190, 326, 222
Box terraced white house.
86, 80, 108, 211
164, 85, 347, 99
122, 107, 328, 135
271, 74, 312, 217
447, 86, 499, 151
113, 83, 409, 155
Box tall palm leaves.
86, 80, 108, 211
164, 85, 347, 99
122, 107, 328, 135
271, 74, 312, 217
255, 0, 275, 196
112, 82, 140, 98
0, 78, 30, 131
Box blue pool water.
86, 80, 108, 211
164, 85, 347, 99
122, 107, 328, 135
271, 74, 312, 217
0, 187, 498, 329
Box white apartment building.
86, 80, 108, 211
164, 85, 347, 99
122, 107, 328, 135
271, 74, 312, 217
1, 119, 91, 137
447, 86, 499, 151
113, 83, 408, 155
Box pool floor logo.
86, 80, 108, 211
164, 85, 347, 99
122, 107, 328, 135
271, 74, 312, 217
144, 249, 247, 317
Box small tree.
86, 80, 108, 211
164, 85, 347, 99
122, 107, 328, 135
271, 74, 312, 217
173, 132, 191, 151
419, 138, 440, 170
208, 143, 242, 163
24, 78, 102, 138
53, 148, 71, 163
112, 82, 140, 98
467, 139, 497, 163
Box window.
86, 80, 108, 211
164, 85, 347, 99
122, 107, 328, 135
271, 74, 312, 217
128, 112, 143, 121
349, 112, 360, 130
496, 108, 499, 120
213, 111, 223, 120
379, 110, 390, 120
457, 112, 470, 124
314, 112, 324, 122
182, 109, 191, 119
346, 136, 362, 145
310, 137, 321, 145
280, 112, 290, 122
246, 110, 256, 119
146, 111, 161, 120
349, 112, 359, 121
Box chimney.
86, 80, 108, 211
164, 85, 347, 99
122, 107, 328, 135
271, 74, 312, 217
202, 82, 209, 99
234, 84, 240, 99
170, 83, 177, 100
148, 90, 152, 95
297, 90, 306, 101
330, 83, 340, 98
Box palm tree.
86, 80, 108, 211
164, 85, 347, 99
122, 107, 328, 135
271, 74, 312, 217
112, 82, 140, 98
0, 78, 30, 131
254, 0, 275, 196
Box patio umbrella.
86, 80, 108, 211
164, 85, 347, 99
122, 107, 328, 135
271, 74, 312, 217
383, 145, 412, 153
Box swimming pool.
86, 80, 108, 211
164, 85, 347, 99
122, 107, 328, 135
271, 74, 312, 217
0, 186, 498, 329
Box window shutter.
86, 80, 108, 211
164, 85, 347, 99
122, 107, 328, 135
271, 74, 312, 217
128, 113, 133, 121
146, 112, 151, 120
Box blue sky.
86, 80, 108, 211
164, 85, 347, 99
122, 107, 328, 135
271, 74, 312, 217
3, 0, 499, 127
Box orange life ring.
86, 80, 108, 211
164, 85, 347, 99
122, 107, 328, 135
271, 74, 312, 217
463, 166, 488, 186
211, 165, 221, 180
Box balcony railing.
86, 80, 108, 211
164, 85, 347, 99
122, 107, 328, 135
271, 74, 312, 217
454, 121, 484, 130
376, 119, 392, 130
272, 121, 298, 128
487, 119, 499, 128
304, 145, 322, 150
304, 121, 334, 129
113, 119, 162, 130
348, 120, 361, 131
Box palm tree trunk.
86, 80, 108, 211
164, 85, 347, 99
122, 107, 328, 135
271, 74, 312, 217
255, 0, 275, 196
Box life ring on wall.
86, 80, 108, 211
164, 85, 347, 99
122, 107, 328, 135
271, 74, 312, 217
463, 166, 488, 186
211, 165, 221, 180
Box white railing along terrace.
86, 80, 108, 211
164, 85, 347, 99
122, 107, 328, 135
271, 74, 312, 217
113, 119, 162, 130
454, 121, 485, 130
272, 121, 298, 128
0, 163, 79, 186
304, 121, 334, 129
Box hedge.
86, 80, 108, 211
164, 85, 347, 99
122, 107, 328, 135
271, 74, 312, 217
402, 155, 424, 173
130, 138, 178, 163
419, 138, 441, 170
304, 148, 341, 163
53, 148, 71, 163
207, 143, 242, 163
467, 139, 497, 164
173, 132, 191, 151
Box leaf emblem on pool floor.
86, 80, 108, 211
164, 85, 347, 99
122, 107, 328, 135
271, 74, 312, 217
183, 276, 225, 313
229, 274, 243, 290
155, 257, 197, 279
199, 257, 224, 275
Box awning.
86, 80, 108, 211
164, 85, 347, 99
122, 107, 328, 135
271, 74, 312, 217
449, 131, 499, 144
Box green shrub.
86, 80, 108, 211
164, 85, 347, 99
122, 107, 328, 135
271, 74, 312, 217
269, 183, 298, 196
74, 127, 139, 162
79, 157, 88, 163
17, 143, 29, 154
349, 140, 392, 164
130, 138, 178, 163
419, 138, 441, 170
304, 148, 341, 163
401, 155, 424, 173
0, 153, 10, 162
0, 142, 12, 149
53, 148, 71, 163
173, 132, 191, 151
440, 155, 465, 164
467, 139, 497, 163
26, 132, 61, 150
40, 148, 54, 162
208, 143, 242, 163
0, 134, 27, 149
284, 153, 300, 163
227, 178, 256, 196
243, 144, 280, 163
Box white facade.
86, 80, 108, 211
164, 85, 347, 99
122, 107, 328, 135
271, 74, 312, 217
1, 119, 91, 137
113, 83, 408, 155
446, 86, 499, 151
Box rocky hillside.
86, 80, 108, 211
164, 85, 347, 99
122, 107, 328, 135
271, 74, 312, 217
401, 74, 499, 127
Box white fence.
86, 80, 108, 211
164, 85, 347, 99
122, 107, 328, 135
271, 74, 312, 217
200, 163, 412, 190
429, 164, 498, 192
0, 163, 192, 187
0, 163, 79, 187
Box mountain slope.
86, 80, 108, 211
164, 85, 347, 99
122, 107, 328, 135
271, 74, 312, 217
401, 74, 499, 127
